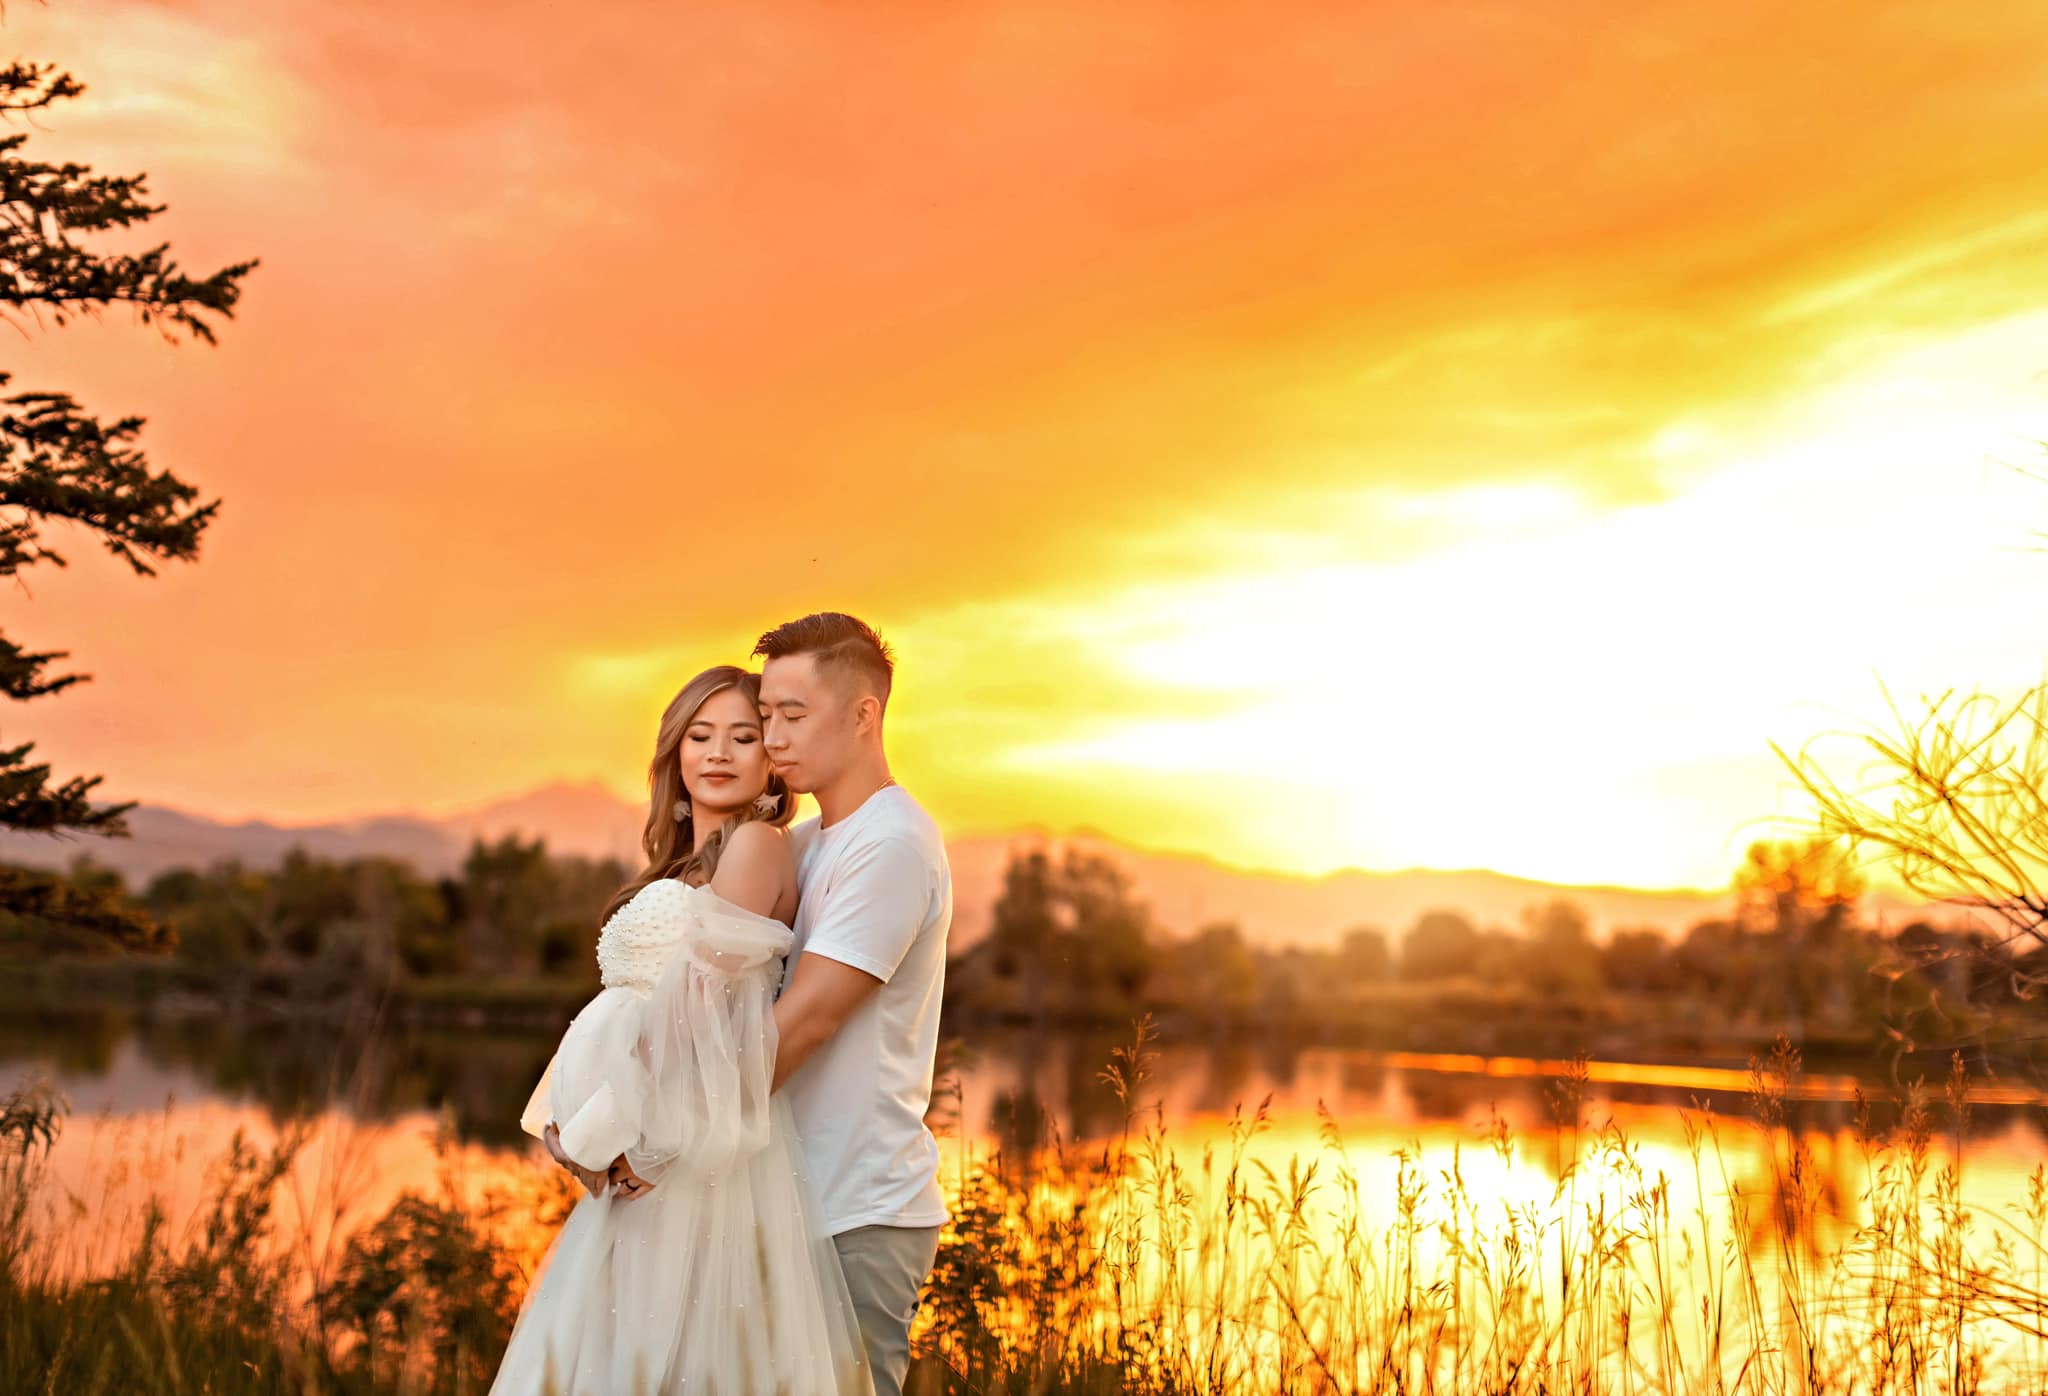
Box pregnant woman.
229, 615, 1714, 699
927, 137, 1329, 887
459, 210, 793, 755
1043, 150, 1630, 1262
487, 665, 871, 1395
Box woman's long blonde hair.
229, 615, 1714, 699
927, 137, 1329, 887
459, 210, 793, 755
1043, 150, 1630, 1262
600, 665, 795, 926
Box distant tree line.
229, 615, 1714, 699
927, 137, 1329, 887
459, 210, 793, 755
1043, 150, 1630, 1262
0, 833, 2031, 1057
947, 838, 2034, 1055
0, 837, 626, 991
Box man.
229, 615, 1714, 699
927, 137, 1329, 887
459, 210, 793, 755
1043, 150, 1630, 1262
543, 611, 949, 1393
755, 612, 951, 1396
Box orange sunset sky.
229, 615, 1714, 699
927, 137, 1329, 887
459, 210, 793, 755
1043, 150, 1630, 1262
13, 1, 2048, 890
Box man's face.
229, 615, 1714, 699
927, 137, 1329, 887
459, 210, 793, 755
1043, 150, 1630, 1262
759, 653, 852, 795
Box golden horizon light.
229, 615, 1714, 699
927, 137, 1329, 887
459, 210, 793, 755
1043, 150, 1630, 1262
11, 0, 2048, 891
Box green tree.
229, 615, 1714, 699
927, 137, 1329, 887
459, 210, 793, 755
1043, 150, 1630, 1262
1333, 924, 1391, 983
450, 836, 622, 975
1734, 838, 1865, 1038
1601, 926, 1677, 993
1471, 926, 1525, 986
145, 860, 266, 966
1520, 898, 1602, 997
1176, 920, 1260, 1018
344, 856, 452, 982
0, 56, 255, 841
1398, 909, 1480, 981
272, 849, 355, 960
0, 858, 163, 951
456, 835, 555, 972
1058, 847, 1153, 1013
1670, 916, 1750, 1005
987, 847, 1058, 1022
978, 844, 1157, 1021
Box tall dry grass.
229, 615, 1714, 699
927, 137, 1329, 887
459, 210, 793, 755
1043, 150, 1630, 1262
907, 1021, 2048, 1395
4, 1023, 2045, 1394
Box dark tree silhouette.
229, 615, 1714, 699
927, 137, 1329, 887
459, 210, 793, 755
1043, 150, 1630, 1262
0, 55, 256, 840
1733, 838, 1865, 1041
987, 846, 1058, 1024
1779, 685, 2048, 1076
976, 844, 1156, 1021
1398, 909, 1480, 981
1777, 457, 2048, 1079
1333, 923, 1391, 982
1519, 898, 1601, 996
0, 859, 166, 951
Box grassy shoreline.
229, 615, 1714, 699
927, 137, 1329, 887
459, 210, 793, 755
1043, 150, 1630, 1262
11, 1026, 2048, 1391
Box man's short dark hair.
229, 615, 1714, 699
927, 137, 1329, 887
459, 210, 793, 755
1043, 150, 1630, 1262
753, 612, 895, 707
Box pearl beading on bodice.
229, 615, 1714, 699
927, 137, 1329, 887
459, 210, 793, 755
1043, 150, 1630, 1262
594, 879, 692, 996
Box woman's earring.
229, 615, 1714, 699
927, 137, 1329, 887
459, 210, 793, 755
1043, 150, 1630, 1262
753, 792, 781, 817
673, 798, 691, 822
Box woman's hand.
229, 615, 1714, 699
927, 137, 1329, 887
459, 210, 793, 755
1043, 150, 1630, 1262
543, 1122, 613, 1198
609, 1156, 657, 1202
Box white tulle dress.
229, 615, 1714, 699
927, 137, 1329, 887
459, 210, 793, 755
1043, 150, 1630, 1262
488, 878, 872, 1396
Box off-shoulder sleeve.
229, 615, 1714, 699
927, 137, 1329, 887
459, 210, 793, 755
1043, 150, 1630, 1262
518, 1052, 558, 1142
621, 891, 793, 1185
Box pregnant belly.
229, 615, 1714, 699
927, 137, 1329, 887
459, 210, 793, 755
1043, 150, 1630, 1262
549, 986, 648, 1169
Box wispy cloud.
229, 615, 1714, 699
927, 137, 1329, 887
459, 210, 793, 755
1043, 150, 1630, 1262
15, 0, 2048, 887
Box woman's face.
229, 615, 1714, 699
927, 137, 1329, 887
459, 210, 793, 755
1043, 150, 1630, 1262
678, 685, 771, 817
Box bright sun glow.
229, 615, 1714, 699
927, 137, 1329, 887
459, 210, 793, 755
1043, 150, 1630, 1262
962, 313, 2048, 886
15, 0, 2048, 896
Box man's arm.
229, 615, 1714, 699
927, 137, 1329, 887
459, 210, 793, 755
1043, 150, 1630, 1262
769, 832, 931, 1091
771, 953, 883, 1091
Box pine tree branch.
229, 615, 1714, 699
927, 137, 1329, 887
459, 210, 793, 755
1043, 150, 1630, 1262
0, 740, 130, 836
0, 135, 258, 342
0, 61, 85, 117
0, 630, 83, 699
0, 35, 255, 862
0, 861, 169, 953
0, 378, 219, 578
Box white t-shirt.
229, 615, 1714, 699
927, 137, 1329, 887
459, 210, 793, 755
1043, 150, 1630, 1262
782, 784, 952, 1235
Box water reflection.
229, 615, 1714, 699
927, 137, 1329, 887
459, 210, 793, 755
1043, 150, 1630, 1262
12, 1015, 2048, 1384
11, 1017, 2048, 1283
10, 1014, 2048, 1155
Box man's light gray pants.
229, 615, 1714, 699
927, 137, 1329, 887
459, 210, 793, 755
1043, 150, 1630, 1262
833, 1223, 940, 1396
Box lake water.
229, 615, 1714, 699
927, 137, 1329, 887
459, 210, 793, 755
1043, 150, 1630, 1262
12, 1011, 2048, 1384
